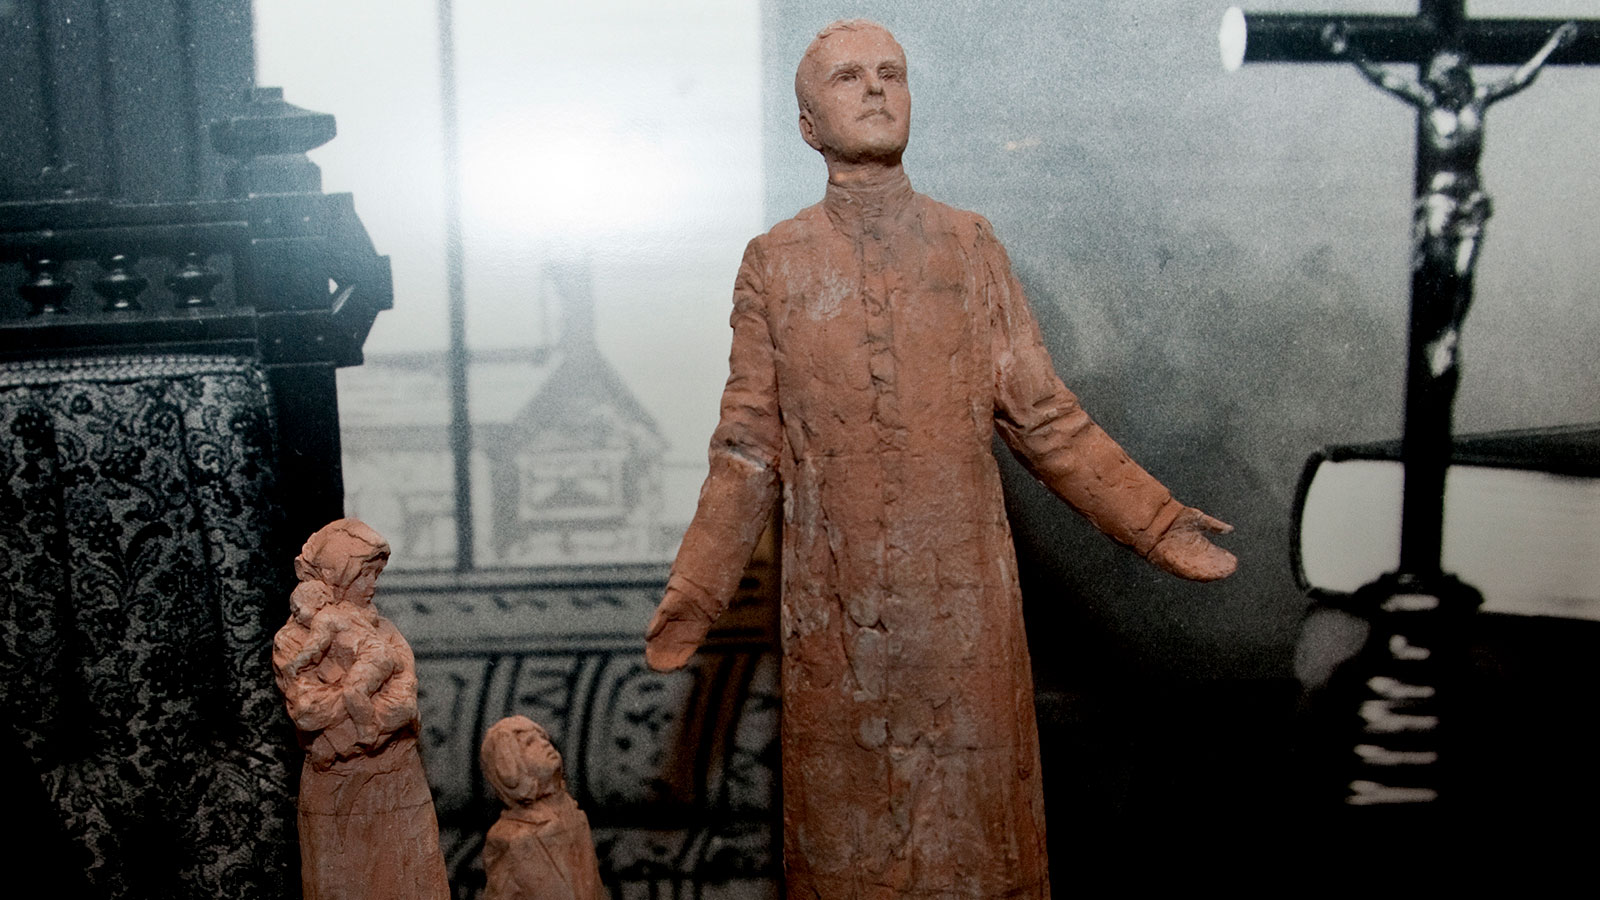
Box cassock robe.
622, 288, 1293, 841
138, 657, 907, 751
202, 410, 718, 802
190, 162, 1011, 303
668, 171, 1184, 899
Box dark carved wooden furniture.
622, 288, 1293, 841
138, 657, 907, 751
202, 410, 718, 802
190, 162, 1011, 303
1, 2, 389, 896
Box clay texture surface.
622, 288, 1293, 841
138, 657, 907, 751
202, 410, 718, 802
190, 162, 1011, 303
273, 518, 450, 900
480, 716, 604, 900
648, 20, 1233, 900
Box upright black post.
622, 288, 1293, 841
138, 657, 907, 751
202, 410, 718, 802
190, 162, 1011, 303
1397, 0, 1459, 578
438, 0, 475, 571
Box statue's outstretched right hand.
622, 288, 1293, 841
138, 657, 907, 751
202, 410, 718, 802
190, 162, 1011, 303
1147, 506, 1238, 582
645, 586, 714, 672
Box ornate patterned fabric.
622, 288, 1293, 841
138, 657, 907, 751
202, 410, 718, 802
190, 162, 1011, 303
0, 355, 297, 898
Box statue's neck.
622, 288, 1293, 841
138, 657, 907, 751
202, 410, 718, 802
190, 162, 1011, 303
825, 155, 907, 188
823, 165, 913, 229
502, 791, 577, 825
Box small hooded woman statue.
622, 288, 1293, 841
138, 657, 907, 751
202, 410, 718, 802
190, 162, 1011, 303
480, 716, 603, 900
272, 518, 450, 900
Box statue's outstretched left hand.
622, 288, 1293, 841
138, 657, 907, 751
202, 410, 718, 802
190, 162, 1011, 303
1147, 507, 1237, 582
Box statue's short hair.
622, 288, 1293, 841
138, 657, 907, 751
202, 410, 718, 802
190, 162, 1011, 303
794, 18, 898, 114
813, 18, 883, 45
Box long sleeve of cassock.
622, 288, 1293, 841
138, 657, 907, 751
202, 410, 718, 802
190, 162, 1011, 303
982, 221, 1185, 556
664, 239, 783, 618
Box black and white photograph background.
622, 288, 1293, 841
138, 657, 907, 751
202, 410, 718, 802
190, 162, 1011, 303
261, 0, 1600, 631
258, 0, 1600, 883
1, 0, 1594, 896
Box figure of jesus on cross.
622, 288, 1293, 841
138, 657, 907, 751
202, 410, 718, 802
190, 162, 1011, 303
1323, 20, 1575, 299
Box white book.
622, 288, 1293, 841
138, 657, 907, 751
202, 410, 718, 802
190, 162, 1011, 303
1293, 425, 1600, 621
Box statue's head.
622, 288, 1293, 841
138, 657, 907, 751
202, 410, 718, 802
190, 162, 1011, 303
1424, 50, 1473, 106
481, 715, 565, 808
794, 20, 910, 165
294, 518, 391, 607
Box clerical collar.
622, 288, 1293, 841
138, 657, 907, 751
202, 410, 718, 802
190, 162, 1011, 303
823, 168, 915, 234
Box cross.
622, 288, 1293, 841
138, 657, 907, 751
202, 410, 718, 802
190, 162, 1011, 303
1222, 1, 1598, 811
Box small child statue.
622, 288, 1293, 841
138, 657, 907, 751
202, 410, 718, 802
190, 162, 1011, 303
480, 716, 603, 900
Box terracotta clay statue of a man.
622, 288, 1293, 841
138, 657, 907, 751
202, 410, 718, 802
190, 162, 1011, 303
272, 518, 450, 900
480, 716, 603, 900
644, 19, 1236, 900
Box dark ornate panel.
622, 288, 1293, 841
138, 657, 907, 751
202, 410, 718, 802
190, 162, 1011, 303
0, 0, 254, 203
0, 190, 392, 546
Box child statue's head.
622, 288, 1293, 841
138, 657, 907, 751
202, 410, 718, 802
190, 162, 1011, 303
289, 580, 335, 624
481, 715, 565, 807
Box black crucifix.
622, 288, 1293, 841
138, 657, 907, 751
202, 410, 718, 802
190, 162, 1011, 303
1224, 2, 1598, 809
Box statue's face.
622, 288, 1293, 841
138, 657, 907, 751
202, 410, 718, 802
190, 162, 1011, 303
797, 26, 910, 163
340, 560, 384, 607
1425, 52, 1473, 107
519, 727, 563, 798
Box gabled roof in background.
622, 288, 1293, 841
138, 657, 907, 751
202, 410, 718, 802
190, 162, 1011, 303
338, 260, 663, 446
514, 346, 661, 438
337, 346, 562, 430
337, 344, 663, 442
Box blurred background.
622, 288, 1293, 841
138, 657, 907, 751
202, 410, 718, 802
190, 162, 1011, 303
7, 2, 1595, 894
251, 0, 1600, 881
253, 1, 1600, 651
